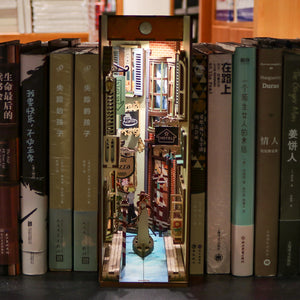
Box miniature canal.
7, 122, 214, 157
120, 232, 168, 283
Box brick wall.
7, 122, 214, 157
149, 41, 181, 59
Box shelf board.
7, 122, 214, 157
174, 8, 186, 15
213, 20, 253, 29
0, 32, 90, 43
187, 6, 199, 15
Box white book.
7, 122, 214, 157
0, 18, 18, 26
0, 1, 17, 9
24, 0, 32, 33
17, 0, 25, 33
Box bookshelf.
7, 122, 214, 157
0, 3, 299, 295
0, 32, 89, 44
176, 0, 300, 43
210, 0, 253, 43
254, 0, 300, 38
172, 0, 253, 43
172, 0, 200, 42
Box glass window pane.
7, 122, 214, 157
155, 81, 161, 93
162, 64, 168, 78
155, 64, 161, 77
162, 96, 167, 110
163, 80, 168, 94
154, 95, 161, 108
154, 80, 168, 94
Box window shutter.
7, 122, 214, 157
104, 75, 116, 135
134, 48, 144, 96
113, 47, 119, 65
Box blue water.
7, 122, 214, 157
119, 232, 169, 283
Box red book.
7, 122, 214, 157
0, 40, 20, 275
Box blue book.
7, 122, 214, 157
218, 42, 256, 276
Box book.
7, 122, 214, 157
73, 47, 99, 271
189, 45, 208, 275
215, 0, 234, 22
0, 1, 18, 33
20, 41, 49, 275
218, 42, 256, 276
23, 0, 32, 33
0, 40, 20, 276
49, 45, 94, 271
0, 183, 20, 276
196, 43, 232, 274
17, 0, 25, 33
236, 0, 254, 22
278, 50, 300, 276
31, 0, 96, 40
241, 37, 284, 277
49, 47, 76, 271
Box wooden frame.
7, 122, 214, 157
99, 15, 191, 287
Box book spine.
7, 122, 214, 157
231, 46, 256, 276
0, 41, 20, 275
49, 51, 74, 271
73, 50, 99, 271
20, 179, 47, 275
215, 0, 234, 21
20, 52, 49, 275
206, 52, 232, 274
0, 183, 20, 271
236, 0, 254, 22
278, 51, 300, 276
189, 49, 207, 275
254, 47, 283, 276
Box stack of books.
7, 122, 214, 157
0, 1, 18, 33
31, 0, 96, 39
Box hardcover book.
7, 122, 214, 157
0, 40, 20, 276
218, 42, 256, 276
73, 47, 99, 271
278, 50, 300, 276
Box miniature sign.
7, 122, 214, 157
121, 111, 139, 129
155, 127, 179, 146
117, 154, 135, 179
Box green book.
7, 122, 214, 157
218, 42, 256, 276
242, 38, 284, 277
49, 47, 75, 271
73, 47, 99, 271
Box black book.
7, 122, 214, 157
278, 50, 300, 276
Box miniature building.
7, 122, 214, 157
99, 15, 191, 286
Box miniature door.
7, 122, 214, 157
99, 15, 191, 287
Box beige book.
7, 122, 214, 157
73, 47, 99, 271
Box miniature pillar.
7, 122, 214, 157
121, 197, 128, 267
152, 173, 159, 230
157, 176, 165, 237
